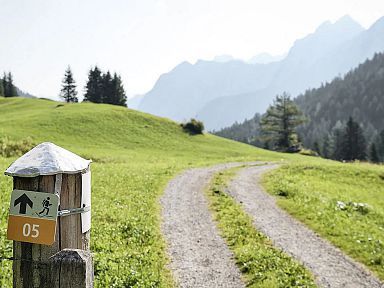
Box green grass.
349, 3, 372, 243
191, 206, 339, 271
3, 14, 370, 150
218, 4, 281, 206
2, 97, 383, 286
0, 97, 284, 287
206, 168, 316, 287
263, 160, 384, 280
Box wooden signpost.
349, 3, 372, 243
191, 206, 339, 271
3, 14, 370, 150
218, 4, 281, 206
4, 142, 93, 288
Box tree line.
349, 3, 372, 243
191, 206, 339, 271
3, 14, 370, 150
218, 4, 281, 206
0, 72, 18, 97
295, 52, 384, 153
214, 93, 383, 163
60, 66, 127, 107
314, 117, 384, 163
213, 113, 262, 146
215, 94, 304, 152
215, 52, 384, 164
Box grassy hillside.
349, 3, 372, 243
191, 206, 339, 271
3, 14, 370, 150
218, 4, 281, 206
0, 97, 283, 287
263, 159, 384, 280
1, 97, 383, 286
0, 97, 282, 163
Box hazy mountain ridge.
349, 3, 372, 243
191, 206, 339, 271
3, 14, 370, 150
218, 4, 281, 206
127, 94, 144, 109
198, 17, 378, 129
214, 52, 384, 156
139, 59, 279, 121
138, 15, 384, 130
248, 53, 286, 64
213, 53, 285, 64
296, 52, 384, 148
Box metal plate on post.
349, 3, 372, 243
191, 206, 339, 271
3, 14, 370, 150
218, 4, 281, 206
81, 170, 91, 233
7, 189, 59, 245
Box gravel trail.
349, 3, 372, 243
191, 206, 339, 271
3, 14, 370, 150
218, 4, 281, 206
161, 163, 248, 288
228, 164, 384, 288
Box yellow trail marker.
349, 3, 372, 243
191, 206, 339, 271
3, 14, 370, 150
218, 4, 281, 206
7, 189, 59, 245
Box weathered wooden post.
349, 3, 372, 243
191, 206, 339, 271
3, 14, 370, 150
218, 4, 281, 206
5, 142, 93, 288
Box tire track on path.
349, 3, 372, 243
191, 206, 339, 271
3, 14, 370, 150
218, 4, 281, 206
161, 163, 249, 288
228, 164, 383, 288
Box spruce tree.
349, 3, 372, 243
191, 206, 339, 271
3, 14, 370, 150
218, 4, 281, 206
260, 93, 305, 151
7, 72, 17, 96
2, 73, 7, 96
101, 71, 113, 104
84, 66, 103, 103
322, 135, 331, 158
313, 141, 321, 155
340, 117, 366, 161
0, 76, 4, 96
369, 143, 379, 163
110, 73, 127, 107
60, 66, 78, 103
3, 72, 17, 97
377, 130, 384, 162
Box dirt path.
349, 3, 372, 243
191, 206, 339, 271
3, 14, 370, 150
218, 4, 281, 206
161, 163, 247, 288
228, 164, 384, 288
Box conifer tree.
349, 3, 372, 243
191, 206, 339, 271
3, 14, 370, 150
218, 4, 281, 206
377, 130, 384, 162
313, 141, 321, 155
110, 73, 127, 107
260, 93, 305, 151
101, 71, 113, 104
3, 72, 17, 97
332, 128, 344, 160
340, 117, 366, 161
1, 73, 6, 96
84, 66, 103, 103
84, 67, 127, 107
322, 135, 331, 158
0, 76, 4, 96
60, 66, 78, 103
7, 72, 17, 96
369, 143, 379, 163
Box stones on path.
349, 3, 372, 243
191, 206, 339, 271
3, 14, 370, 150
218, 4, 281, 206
228, 165, 383, 288
161, 164, 246, 288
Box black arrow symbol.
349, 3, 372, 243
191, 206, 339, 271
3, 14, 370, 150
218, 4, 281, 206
14, 193, 33, 214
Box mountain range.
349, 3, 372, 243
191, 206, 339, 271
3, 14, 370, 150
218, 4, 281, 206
295, 52, 384, 150
214, 51, 384, 161
136, 15, 384, 130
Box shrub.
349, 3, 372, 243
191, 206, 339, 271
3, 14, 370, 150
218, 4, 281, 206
298, 148, 319, 157
181, 118, 204, 135
0, 136, 35, 157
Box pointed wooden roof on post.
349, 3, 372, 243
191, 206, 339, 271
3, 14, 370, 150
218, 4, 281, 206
5, 142, 94, 287
5, 142, 91, 177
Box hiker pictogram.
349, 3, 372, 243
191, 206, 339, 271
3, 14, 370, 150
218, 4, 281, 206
39, 197, 52, 216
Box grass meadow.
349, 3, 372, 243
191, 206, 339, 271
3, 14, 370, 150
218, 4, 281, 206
0, 97, 282, 287
263, 160, 384, 280
0, 97, 383, 286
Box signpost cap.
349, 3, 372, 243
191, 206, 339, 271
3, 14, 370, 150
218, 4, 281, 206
4, 142, 91, 177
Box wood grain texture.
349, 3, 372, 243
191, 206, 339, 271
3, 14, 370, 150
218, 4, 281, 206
14, 175, 57, 288
13, 172, 91, 287
50, 249, 93, 288
59, 174, 82, 249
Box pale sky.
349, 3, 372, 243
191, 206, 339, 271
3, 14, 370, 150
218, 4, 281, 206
1, 0, 384, 100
